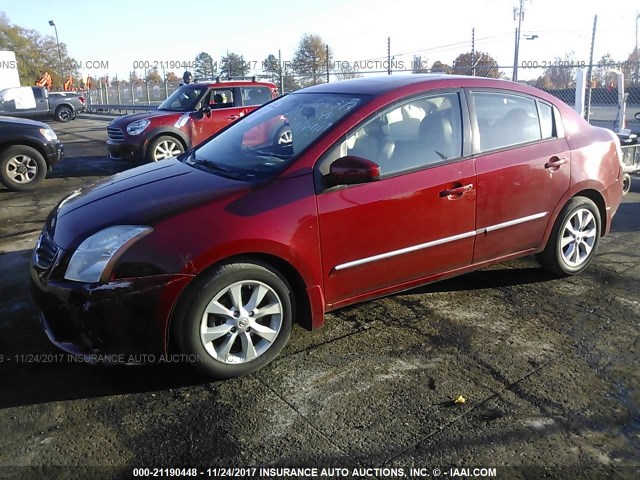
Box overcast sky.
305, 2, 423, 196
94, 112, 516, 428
2, 0, 638, 81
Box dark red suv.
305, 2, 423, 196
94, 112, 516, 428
32, 75, 623, 379
107, 79, 279, 162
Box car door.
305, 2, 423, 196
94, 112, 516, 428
191, 87, 249, 145
315, 91, 477, 304
469, 90, 571, 263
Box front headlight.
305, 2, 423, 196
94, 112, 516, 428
39, 128, 58, 142
64, 225, 153, 283
126, 119, 150, 136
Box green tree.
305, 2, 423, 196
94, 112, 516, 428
165, 71, 180, 83
431, 60, 451, 74
282, 68, 301, 93
0, 13, 79, 89
292, 34, 332, 86
194, 52, 216, 79
452, 51, 500, 78
144, 67, 162, 83
221, 52, 249, 78
262, 53, 280, 83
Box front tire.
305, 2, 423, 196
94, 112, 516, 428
0, 145, 48, 192
176, 262, 294, 379
146, 135, 185, 162
536, 197, 601, 276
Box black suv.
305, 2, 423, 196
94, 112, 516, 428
0, 116, 63, 191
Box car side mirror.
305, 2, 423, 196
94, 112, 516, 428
201, 104, 212, 118
636, 112, 640, 122
327, 156, 380, 187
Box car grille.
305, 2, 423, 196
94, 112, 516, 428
34, 230, 59, 269
107, 127, 125, 141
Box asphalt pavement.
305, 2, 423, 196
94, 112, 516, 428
0, 116, 638, 480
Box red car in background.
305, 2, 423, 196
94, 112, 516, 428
106, 79, 280, 162
32, 75, 623, 379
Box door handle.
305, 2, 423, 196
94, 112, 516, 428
227, 115, 240, 120
545, 156, 567, 170
439, 183, 474, 198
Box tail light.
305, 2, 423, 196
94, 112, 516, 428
79, 96, 86, 104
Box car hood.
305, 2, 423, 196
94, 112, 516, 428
0, 115, 50, 129
109, 110, 183, 127
50, 159, 248, 249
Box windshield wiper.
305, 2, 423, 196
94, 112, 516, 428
186, 156, 241, 179
245, 146, 291, 159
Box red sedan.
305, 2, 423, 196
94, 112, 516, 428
30, 75, 623, 378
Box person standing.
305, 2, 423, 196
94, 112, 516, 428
180, 71, 193, 86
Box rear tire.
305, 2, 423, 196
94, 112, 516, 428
175, 261, 294, 379
55, 105, 73, 123
0, 145, 48, 192
622, 172, 631, 195
536, 197, 601, 276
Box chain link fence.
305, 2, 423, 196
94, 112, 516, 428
84, 62, 640, 129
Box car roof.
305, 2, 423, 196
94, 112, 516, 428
295, 74, 546, 98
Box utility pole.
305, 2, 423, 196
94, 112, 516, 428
278, 49, 283, 95
512, 0, 525, 82
634, 11, 640, 86
326, 44, 330, 83
471, 28, 476, 76
387, 37, 392, 75
48, 20, 64, 89
585, 15, 598, 121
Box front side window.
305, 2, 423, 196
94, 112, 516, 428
328, 92, 463, 177
472, 91, 541, 152
157, 86, 205, 111
206, 88, 235, 108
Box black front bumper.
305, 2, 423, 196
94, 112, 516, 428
107, 139, 143, 161
29, 239, 193, 357
45, 140, 64, 169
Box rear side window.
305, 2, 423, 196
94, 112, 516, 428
241, 87, 272, 106
471, 91, 542, 152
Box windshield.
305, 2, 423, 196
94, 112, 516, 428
157, 85, 205, 111
182, 92, 367, 180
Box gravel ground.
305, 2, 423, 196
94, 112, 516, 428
0, 117, 638, 480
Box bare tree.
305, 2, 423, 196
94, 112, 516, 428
334, 62, 361, 81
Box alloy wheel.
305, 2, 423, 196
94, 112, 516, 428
5, 154, 38, 184
153, 140, 183, 161
199, 280, 283, 364
559, 208, 597, 268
